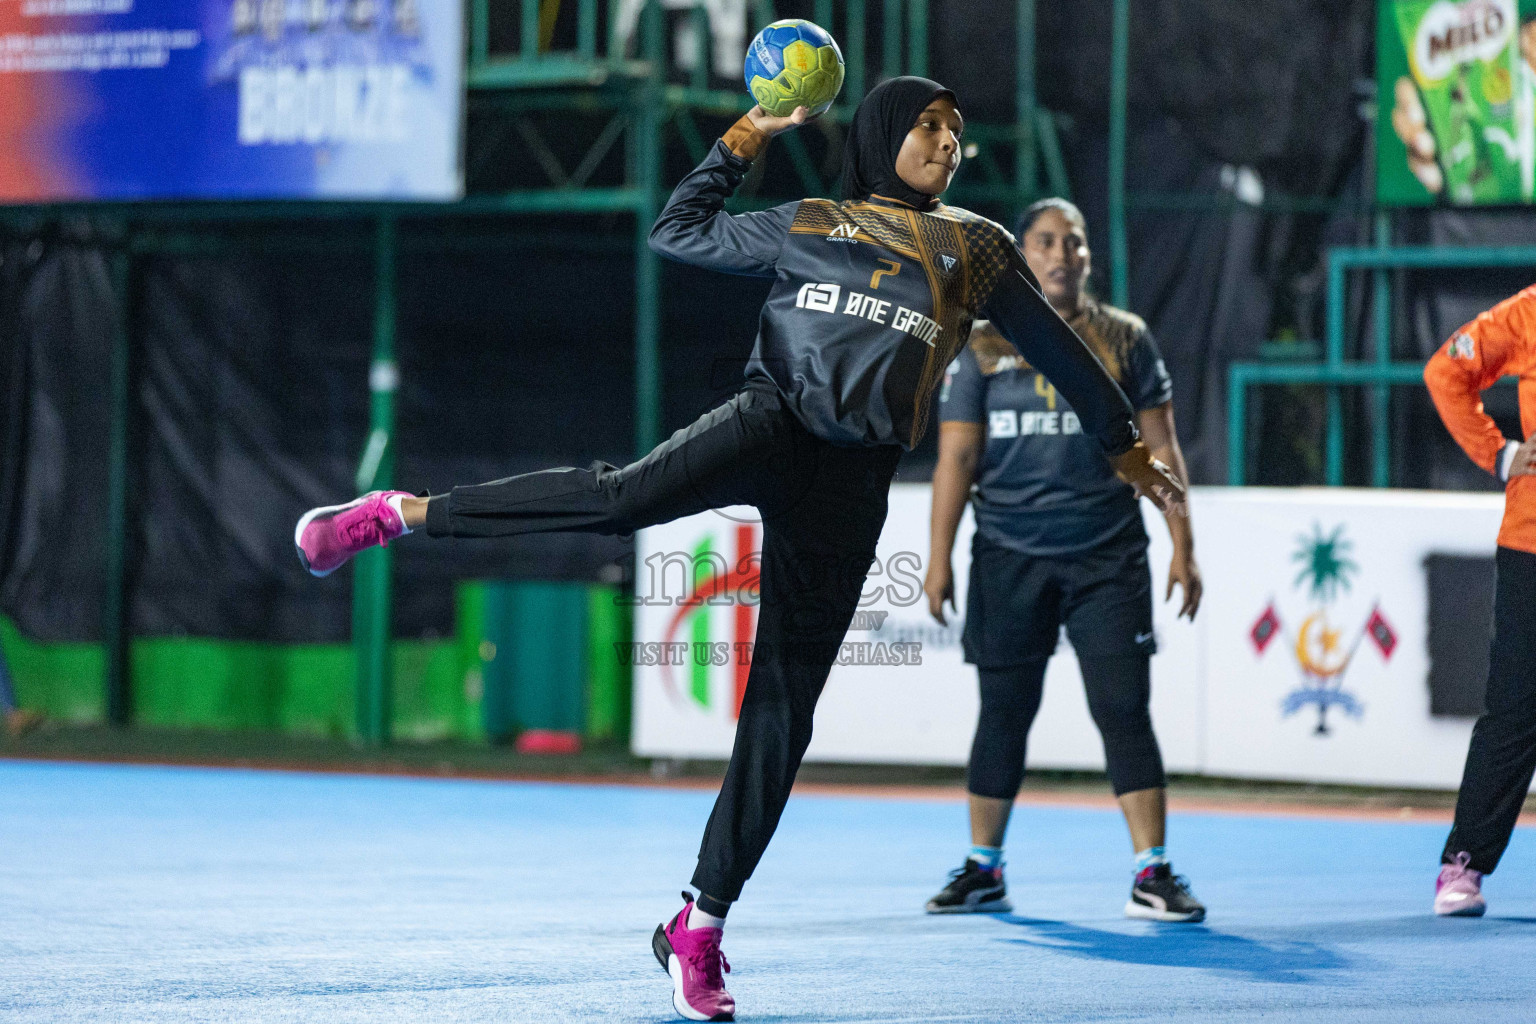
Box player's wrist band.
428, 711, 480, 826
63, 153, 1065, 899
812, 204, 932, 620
722, 117, 769, 161
1498, 440, 1522, 482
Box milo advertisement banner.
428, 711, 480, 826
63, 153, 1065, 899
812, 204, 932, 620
1378, 0, 1536, 205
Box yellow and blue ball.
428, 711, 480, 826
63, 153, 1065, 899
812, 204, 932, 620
743, 19, 845, 117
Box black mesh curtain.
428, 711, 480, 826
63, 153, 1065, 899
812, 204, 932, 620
0, 220, 779, 644
0, 237, 116, 641
1, 229, 644, 643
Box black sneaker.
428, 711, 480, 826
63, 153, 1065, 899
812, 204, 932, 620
1125, 864, 1206, 922
925, 859, 1012, 914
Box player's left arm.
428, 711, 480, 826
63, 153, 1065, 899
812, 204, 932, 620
1124, 327, 1198, 619
1138, 402, 1200, 620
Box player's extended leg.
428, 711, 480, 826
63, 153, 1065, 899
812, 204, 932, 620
421, 386, 784, 539
1437, 546, 1536, 916
295, 383, 790, 576
653, 440, 899, 1021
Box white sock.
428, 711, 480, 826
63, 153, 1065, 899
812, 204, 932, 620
385, 493, 411, 534
688, 904, 726, 931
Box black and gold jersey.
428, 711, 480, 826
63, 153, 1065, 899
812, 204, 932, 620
649, 126, 1136, 453
941, 302, 1173, 557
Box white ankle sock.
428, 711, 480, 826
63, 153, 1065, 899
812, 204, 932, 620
385, 494, 411, 534
688, 904, 726, 931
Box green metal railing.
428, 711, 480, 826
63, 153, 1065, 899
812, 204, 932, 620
1108, 0, 1129, 309
461, 0, 1051, 208
104, 243, 133, 726
1226, 360, 1429, 487
1229, 242, 1536, 487
352, 216, 399, 747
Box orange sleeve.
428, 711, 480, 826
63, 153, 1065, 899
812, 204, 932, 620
1423, 290, 1534, 475
720, 116, 769, 162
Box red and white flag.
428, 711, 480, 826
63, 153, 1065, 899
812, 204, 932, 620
1365, 605, 1397, 659
1250, 603, 1281, 654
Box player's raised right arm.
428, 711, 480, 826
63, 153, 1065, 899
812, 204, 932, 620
648, 106, 808, 277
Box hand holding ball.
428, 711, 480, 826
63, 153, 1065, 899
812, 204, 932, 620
744, 19, 845, 119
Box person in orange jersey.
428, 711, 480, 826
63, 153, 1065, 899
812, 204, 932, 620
1424, 284, 1536, 917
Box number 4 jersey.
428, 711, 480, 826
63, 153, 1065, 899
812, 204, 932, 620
940, 297, 1173, 556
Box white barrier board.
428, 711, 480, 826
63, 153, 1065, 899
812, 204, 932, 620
631, 486, 1505, 790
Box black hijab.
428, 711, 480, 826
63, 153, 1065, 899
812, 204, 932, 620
839, 76, 956, 210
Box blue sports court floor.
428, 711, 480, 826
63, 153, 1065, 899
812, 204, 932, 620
3, 760, 1535, 1023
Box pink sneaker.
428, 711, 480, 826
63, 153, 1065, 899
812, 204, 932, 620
1434, 852, 1487, 917
294, 491, 412, 577
652, 893, 734, 1022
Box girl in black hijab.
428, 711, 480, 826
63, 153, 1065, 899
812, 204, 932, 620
840, 75, 956, 209
295, 75, 1183, 1023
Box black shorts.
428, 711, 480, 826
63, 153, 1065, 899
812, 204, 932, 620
961, 531, 1156, 667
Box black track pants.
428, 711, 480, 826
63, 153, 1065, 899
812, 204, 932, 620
425, 382, 901, 901
1444, 546, 1536, 875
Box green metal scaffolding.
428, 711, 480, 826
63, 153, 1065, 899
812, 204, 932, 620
1229, 244, 1536, 487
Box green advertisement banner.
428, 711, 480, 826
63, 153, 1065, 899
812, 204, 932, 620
1378, 0, 1536, 205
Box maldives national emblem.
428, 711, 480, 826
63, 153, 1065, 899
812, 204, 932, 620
1249, 523, 1398, 735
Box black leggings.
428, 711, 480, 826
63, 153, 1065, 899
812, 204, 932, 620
967, 655, 1165, 799
1444, 546, 1536, 874
425, 382, 901, 902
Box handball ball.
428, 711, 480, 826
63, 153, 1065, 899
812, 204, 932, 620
744, 19, 845, 117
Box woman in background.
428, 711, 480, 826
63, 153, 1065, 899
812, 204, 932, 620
924, 198, 1205, 922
